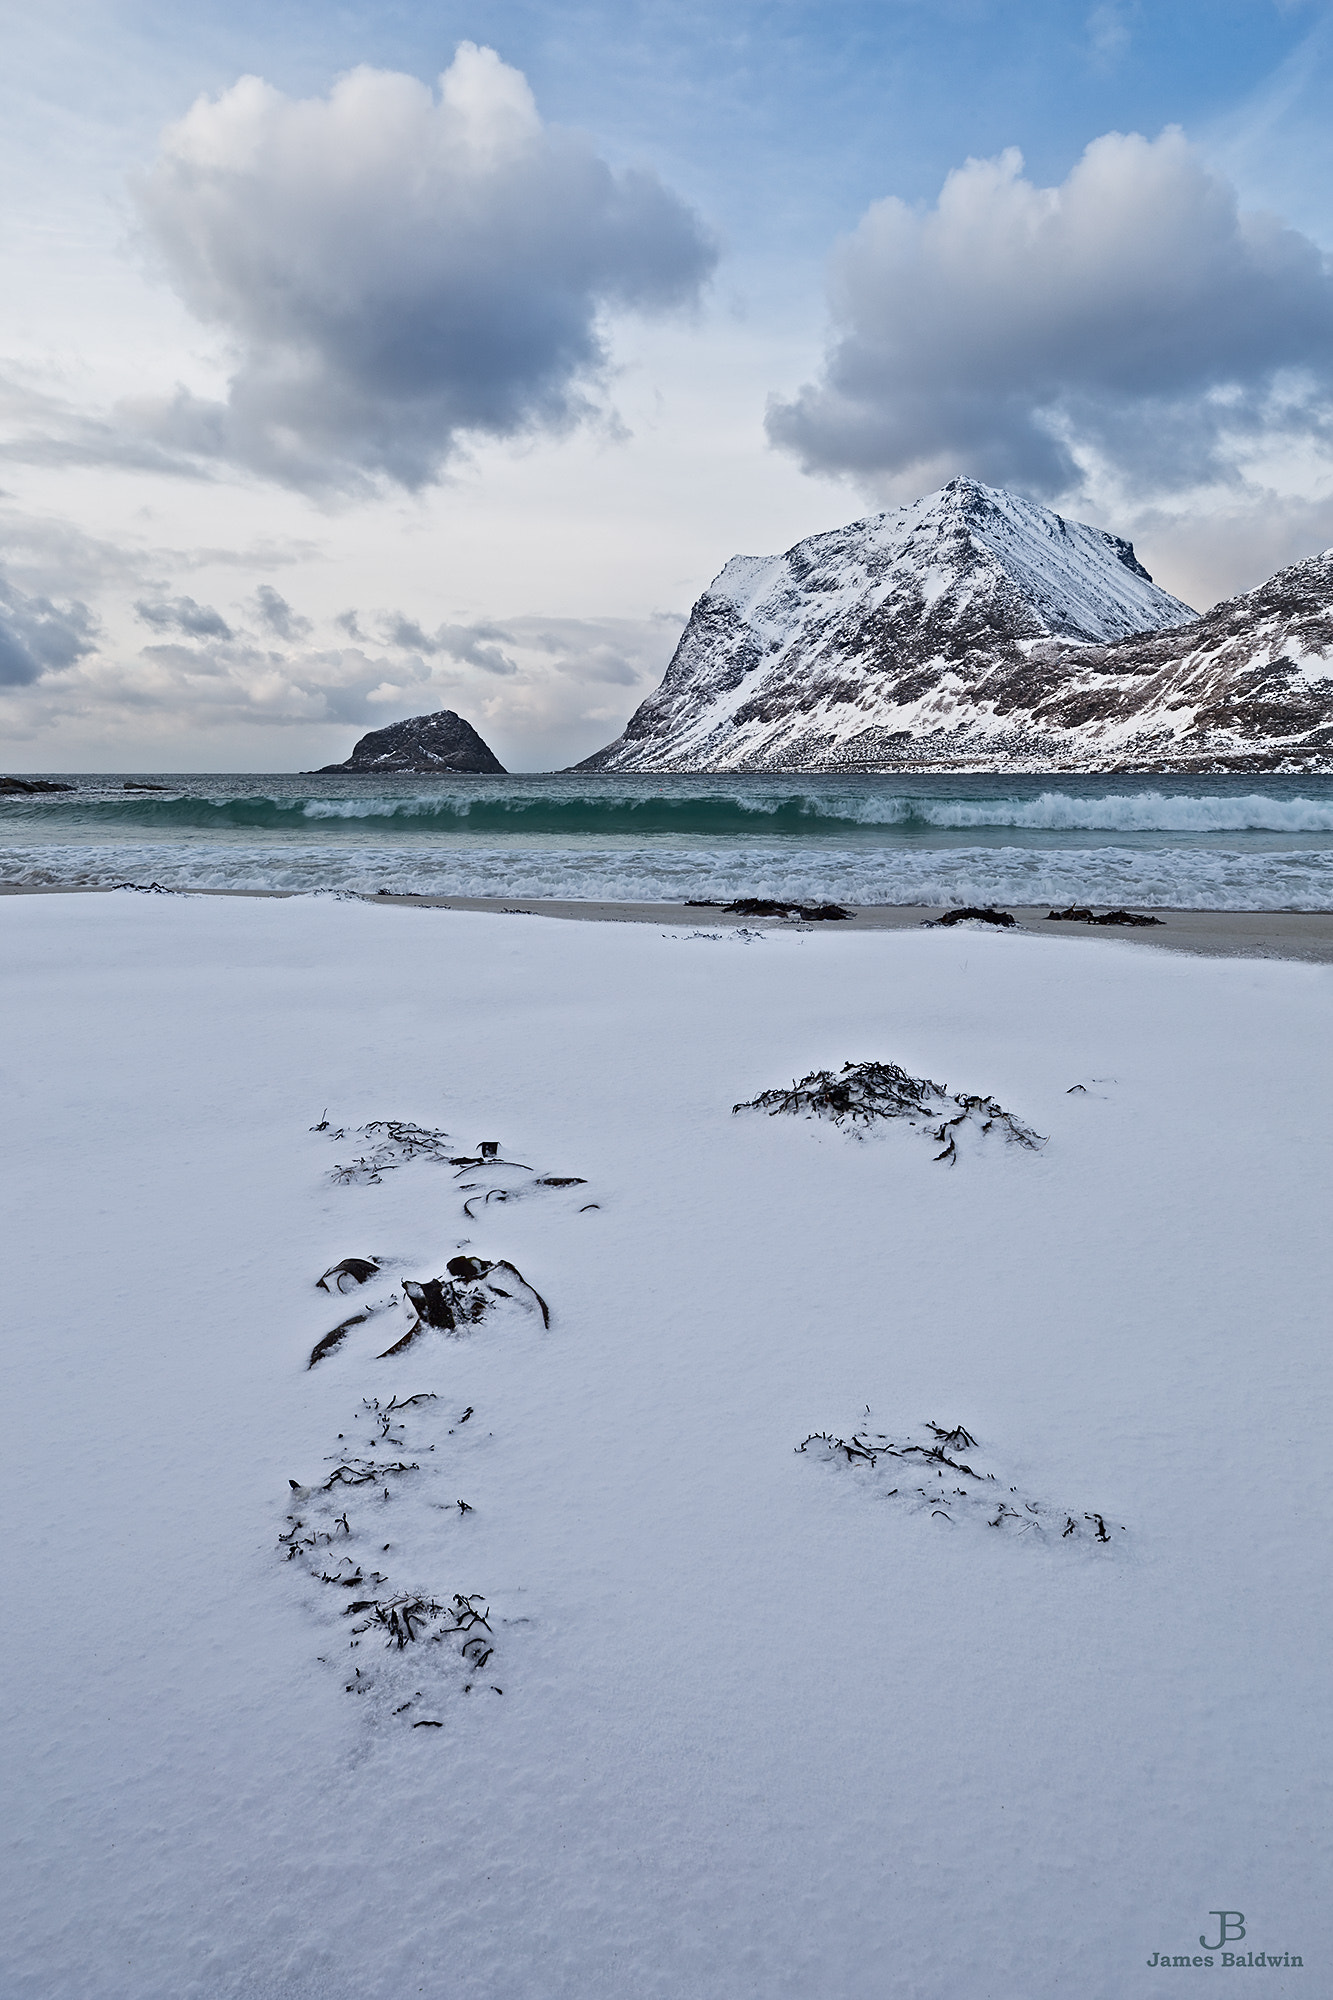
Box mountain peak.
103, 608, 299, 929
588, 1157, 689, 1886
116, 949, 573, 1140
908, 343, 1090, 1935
578, 482, 1199, 772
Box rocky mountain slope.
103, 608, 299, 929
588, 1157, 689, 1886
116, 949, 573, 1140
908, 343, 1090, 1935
1010, 549, 1333, 771
577, 480, 1333, 773
317, 709, 505, 775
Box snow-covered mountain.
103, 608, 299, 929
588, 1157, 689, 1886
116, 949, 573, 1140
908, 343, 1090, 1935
1010, 548, 1333, 771
576, 479, 1332, 773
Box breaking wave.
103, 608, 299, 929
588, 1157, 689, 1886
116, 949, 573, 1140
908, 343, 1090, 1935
6, 780, 1333, 837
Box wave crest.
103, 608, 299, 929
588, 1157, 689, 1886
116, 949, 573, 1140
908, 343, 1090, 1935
8, 784, 1333, 837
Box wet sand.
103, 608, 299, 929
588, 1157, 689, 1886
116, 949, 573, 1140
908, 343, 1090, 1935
4, 880, 1333, 962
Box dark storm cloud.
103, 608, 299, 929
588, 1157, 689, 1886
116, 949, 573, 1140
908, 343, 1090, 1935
767, 129, 1333, 500
132, 45, 716, 491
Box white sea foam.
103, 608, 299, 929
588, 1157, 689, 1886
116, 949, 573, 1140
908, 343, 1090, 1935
6, 838, 1333, 907
905, 791, 1333, 833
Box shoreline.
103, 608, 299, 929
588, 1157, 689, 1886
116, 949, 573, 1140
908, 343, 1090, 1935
4, 880, 1333, 961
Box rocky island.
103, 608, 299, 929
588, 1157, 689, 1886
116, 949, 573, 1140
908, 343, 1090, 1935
316, 709, 506, 775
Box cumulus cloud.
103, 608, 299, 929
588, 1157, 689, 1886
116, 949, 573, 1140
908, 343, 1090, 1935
0, 570, 98, 686
767, 128, 1333, 502
135, 595, 233, 639
132, 45, 715, 489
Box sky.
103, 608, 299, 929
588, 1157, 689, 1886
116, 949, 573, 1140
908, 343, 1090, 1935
4, 1, 1333, 770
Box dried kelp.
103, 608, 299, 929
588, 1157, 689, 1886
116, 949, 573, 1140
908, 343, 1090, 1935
729, 898, 851, 921
737, 1059, 945, 1126
454, 1156, 587, 1219
324, 1120, 457, 1185
926, 1091, 1044, 1165
363, 1392, 436, 1444
931, 906, 1017, 928
308, 1310, 370, 1370
1046, 906, 1164, 927
319, 1455, 420, 1490
381, 1256, 550, 1356
476, 1258, 551, 1327
317, 1256, 382, 1293
318, 1115, 590, 1212
733, 1058, 1044, 1163
348, 1590, 493, 1657
797, 1418, 1124, 1548
283, 1391, 503, 1714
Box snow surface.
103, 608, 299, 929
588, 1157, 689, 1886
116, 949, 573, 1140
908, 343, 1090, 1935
2, 894, 1329, 1997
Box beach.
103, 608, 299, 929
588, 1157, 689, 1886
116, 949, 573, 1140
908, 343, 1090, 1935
2, 889, 1328, 1998
6, 880, 1333, 962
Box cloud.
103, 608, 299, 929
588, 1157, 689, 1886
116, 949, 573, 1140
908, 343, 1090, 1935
374, 609, 681, 688
0, 512, 684, 767
1127, 485, 1333, 612
383, 614, 518, 675
132, 45, 716, 490
0, 372, 217, 483
254, 585, 311, 640
135, 595, 233, 639
1086, 3, 1133, 64
0, 569, 98, 686
766, 128, 1333, 503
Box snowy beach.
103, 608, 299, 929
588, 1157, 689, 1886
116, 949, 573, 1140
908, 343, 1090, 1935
6, 882, 1333, 964
2, 891, 1328, 1998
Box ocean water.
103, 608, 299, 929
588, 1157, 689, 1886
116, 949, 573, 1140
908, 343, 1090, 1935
4, 771, 1333, 908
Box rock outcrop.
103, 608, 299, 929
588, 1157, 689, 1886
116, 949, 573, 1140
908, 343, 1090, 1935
317, 710, 505, 775
576, 478, 1333, 773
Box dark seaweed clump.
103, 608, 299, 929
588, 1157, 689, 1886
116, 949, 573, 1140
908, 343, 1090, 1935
733, 1058, 1044, 1164
1046, 906, 1163, 927
932, 906, 1017, 928
737, 1058, 944, 1126
686, 898, 851, 921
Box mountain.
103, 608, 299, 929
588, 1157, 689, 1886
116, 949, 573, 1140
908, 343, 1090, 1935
317, 710, 506, 775
1009, 549, 1333, 771
576, 479, 1333, 773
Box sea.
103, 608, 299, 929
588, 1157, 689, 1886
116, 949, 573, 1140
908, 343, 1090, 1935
5, 771, 1333, 908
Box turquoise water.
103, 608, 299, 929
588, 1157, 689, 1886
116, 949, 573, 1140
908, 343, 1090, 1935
5, 770, 1333, 906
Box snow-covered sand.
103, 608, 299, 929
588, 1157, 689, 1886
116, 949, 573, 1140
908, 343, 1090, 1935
2, 894, 1328, 1997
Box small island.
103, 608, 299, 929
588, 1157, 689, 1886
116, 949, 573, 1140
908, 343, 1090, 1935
314, 709, 506, 775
